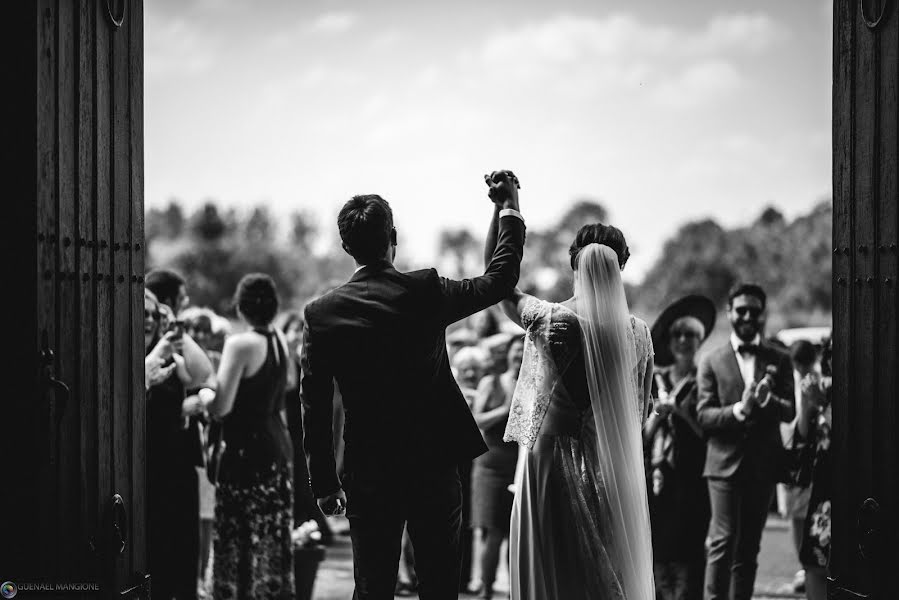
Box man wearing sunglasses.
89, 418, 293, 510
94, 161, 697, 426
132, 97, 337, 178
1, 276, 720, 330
697, 282, 795, 600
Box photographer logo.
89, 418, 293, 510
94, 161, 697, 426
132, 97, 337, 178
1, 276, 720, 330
0, 582, 17, 599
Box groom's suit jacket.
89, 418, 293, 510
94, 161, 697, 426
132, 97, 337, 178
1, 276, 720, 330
696, 339, 795, 481
300, 213, 525, 498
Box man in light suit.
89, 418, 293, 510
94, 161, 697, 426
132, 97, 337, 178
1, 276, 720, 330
697, 283, 795, 600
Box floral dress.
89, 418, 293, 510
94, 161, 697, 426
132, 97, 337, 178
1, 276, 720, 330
214, 330, 295, 599
800, 404, 832, 568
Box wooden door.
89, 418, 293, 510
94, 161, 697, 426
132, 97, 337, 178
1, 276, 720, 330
831, 0, 898, 598
3, 1, 147, 597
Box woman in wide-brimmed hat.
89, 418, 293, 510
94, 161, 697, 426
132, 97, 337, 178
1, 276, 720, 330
644, 294, 716, 600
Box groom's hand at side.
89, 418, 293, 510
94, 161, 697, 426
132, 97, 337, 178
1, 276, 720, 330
485, 170, 521, 212
318, 489, 347, 516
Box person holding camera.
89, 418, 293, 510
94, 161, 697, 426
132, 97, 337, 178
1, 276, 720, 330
145, 270, 216, 600
144, 284, 215, 600
793, 338, 832, 600
696, 283, 795, 600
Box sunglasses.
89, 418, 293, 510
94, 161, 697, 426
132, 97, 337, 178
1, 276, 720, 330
734, 306, 762, 318
670, 328, 701, 340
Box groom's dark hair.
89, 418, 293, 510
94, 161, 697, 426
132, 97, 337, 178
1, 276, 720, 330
727, 282, 767, 309
569, 223, 630, 270
338, 194, 395, 265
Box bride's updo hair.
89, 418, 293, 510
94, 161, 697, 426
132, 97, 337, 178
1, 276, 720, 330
569, 223, 630, 270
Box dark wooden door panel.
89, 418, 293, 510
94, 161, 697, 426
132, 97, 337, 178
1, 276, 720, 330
77, 0, 100, 586
15, 1, 147, 596
36, 0, 60, 580
832, 1, 898, 598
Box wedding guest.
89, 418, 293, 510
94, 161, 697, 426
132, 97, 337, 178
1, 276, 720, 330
499, 336, 524, 399
146, 268, 191, 315
644, 295, 716, 600
470, 307, 501, 339
451, 344, 489, 594
782, 340, 820, 594
395, 525, 418, 597
471, 335, 523, 600
207, 274, 295, 599
143, 288, 215, 600
180, 306, 224, 596
278, 310, 333, 544
482, 332, 512, 375
183, 306, 240, 595
795, 337, 832, 600
447, 327, 478, 368
181, 307, 221, 369
697, 283, 795, 600
453, 345, 489, 406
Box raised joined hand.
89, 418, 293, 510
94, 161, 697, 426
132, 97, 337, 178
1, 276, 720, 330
484, 170, 521, 211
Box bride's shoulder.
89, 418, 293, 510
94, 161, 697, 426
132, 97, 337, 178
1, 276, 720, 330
629, 314, 650, 331
520, 296, 550, 329
629, 315, 654, 356
628, 315, 652, 342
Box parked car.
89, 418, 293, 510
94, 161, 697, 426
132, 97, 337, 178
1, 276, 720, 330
775, 326, 832, 349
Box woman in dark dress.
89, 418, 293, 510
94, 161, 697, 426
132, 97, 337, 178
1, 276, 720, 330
144, 288, 216, 600
471, 335, 521, 600
644, 295, 716, 600
208, 275, 295, 599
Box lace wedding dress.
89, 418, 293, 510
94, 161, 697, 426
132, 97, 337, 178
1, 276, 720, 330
504, 296, 654, 600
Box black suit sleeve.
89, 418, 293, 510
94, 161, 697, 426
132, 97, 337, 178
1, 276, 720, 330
696, 354, 745, 433
437, 214, 525, 326
299, 305, 341, 498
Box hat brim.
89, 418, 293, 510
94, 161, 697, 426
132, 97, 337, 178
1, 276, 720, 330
650, 295, 717, 367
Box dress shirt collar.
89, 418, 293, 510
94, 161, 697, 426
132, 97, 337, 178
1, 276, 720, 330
731, 332, 761, 354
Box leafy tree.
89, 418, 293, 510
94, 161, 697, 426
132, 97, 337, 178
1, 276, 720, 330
289, 210, 318, 253
439, 229, 478, 278
189, 203, 231, 242
245, 206, 274, 244
146, 200, 185, 244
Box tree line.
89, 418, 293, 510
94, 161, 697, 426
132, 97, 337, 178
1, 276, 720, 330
146, 197, 832, 328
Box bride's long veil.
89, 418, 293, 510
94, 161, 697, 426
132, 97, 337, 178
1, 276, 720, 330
574, 243, 654, 600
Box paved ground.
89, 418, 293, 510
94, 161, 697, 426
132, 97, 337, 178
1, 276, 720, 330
309, 515, 805, 600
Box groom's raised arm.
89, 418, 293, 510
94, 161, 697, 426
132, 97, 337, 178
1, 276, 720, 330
299, 304, 341, 498
437, 172, 525, 326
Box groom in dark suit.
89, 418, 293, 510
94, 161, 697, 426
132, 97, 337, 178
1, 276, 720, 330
697, 283, 795, 600
301, 171, 525, 600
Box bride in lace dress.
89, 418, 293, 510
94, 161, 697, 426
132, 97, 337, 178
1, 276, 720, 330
496, 223, 655, 600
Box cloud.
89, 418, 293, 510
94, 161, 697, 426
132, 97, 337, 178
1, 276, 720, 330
310, 11, 358, 34
474, 12, 781, 108
481, 12, 783, 65
694, 14, 786, 54
145, 13, 219, 78
651, 60, 742, 109
371, 30, 403, 50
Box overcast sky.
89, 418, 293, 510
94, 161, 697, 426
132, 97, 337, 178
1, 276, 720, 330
145, 0, 832, 282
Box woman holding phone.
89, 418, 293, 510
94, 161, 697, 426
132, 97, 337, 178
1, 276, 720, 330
144, 287, 215, 600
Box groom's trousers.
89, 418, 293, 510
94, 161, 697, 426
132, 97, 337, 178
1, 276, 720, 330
704, 466, 775, 600
346, 463, 463, 600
